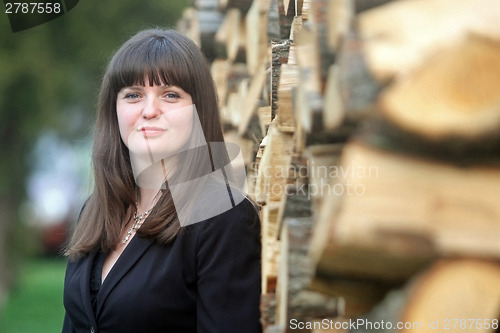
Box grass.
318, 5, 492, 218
0, 257, 67, 333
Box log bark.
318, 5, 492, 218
337, 28, 380, 122
277, 218, 340, 331
271, 39, 291, 120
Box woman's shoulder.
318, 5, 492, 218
182, 196, 260, 242
212, 196, 260, 225
179, 171, 259, 227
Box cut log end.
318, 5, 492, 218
379, 35, 500, 143
401, 259, 500, 333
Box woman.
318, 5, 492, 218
62, 28, 261, 333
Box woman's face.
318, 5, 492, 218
116, 83, 194, 160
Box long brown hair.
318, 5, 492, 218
65, 29, 224, 260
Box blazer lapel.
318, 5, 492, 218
95, 235, 153, 317
80, 249, 99, 330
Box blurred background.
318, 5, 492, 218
0, 1, 189, 331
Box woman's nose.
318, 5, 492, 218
142, 97, 161, 119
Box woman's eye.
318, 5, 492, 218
124, 93, 140, 99
165, 92, 180, 100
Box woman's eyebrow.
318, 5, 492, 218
122, 86, 143, 90
121, 85, 181, 91
159, 85, 186, 92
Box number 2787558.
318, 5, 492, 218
5, 2, 61, 14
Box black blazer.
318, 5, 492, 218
62, 199, 261, 333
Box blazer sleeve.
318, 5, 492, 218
195, 199, 262, 333
61, 203, 84, 333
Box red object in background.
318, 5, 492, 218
41, 221, 70, 256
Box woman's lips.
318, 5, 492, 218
139, 126, 165, 136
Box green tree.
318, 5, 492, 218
0, 0, 189, 306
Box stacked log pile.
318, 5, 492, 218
178, 0, 500, 332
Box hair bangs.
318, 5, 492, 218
108, 34, 193, 95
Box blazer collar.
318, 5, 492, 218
79, 235, 154, 321
79, 249, 99, 331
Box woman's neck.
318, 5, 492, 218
137, 188, 161, 214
